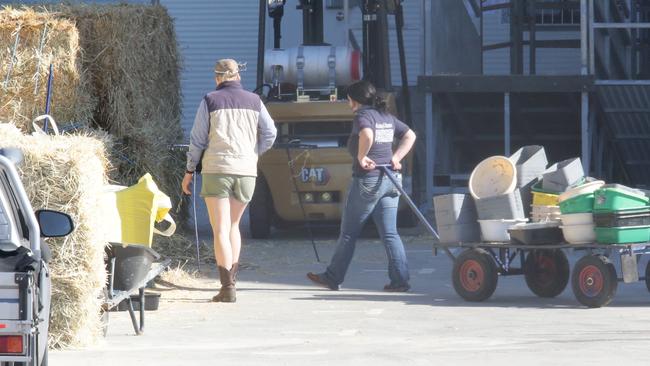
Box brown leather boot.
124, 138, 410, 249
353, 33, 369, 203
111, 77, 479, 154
231, 262, 239, 284
212, 266, 236, 303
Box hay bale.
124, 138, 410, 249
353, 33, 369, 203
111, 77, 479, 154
0, 6, 94, 132
1, 4, 186, 224
0, 123, 111, 349
64, 4, 185, 215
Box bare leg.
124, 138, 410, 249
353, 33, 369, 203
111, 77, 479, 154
229, 197, 249, 265
205, 197, 233, 270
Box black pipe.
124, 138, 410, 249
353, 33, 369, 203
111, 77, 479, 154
362, 0, 392, 90
394, 0, 412, 126
273, 17, 283, 48
300, 0, 325, 45
256, 0, 267, 93
269, 0, 286, 48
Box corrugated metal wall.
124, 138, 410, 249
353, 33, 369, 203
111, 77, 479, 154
160, 0, 260, 137
481, 8, 582, 75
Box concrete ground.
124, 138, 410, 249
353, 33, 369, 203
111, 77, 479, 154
51, 228, 650, 366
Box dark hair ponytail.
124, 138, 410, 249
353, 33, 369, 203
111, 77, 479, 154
347, 80, 387, 113
373, 95, 387, 113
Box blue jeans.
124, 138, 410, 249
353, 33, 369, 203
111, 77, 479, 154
323, 171, 410, 287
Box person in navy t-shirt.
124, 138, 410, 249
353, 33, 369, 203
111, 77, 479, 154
307, 80, 417, 292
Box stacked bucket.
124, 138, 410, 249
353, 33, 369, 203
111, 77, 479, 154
510, 146, 548, 216
534, 158, 584, 226
592, 185, 650, 244
466, 147, 550, 242
433, 194, 481, 243
557, 178, 604, 244
469, 156, 525, 242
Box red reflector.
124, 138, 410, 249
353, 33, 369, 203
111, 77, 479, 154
0, 324, 6, 329
0, 336, 23, 354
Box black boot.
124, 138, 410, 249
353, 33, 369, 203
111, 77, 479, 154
212, 266, 236, 302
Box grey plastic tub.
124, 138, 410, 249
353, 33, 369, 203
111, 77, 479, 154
510, 146, 547, 188
519, 178, 538, 216
433, 194, 478, 226
542, 158, 584, 192
437, 222, 482, 244
475, 190, 525, 220
516, 166, 546, 188
510, 145, 548, 168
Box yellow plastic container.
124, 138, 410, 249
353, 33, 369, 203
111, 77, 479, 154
100, 174, 175, 247
532, 191, 559, 206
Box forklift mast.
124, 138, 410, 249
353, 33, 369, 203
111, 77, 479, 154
298, 0, 326, 45
361, 0, 392, 91
258, 0, 409, 115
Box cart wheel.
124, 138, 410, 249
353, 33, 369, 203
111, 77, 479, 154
571, 255, 618, 308
524, 249, 569, 298
249, 175, 273, 239
452, 248, 498, 302
645, 261, 650, 293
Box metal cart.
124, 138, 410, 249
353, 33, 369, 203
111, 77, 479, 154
380, 166, 650, 308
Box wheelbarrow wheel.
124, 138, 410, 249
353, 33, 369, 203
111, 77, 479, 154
452, 248, 498, 302
571, 255, 618, 308
100, 288, 110, 337
524, 249, 569, 298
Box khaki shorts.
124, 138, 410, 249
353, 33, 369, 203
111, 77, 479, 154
200, 174, 256, 203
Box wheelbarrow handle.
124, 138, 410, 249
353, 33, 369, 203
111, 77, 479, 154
377, 165, 440, 242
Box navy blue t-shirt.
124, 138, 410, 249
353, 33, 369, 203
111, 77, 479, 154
348, 106, 410, 177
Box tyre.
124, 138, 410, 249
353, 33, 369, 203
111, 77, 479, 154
571, 255, 618, 308
249, 175, 273, 239
100, 307, 110, 337
100, 288, 110, 337
452, 248, 498, 302
524, 249, 570, 298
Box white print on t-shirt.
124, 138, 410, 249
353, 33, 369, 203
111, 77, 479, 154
375, 122, 394, 144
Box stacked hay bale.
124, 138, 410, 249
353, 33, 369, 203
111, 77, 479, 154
0, 4, 186, 221
66, 4, 186, 211
0, 4, 187, 349
0, 7, 94, 131
0, 123, 111, 349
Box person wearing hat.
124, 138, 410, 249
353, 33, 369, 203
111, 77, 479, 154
183, 59, 277, 302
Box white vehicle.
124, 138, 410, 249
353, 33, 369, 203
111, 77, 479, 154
0, 148, 74, 366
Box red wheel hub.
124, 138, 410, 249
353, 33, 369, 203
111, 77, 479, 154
579, 265, 604, 297
535, 255, 557, 285
459, 259, 484, 292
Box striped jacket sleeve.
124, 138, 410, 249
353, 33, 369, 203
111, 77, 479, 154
186, 98, 210, 172
257, 101, 277, 155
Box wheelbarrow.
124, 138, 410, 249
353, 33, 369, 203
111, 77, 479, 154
102, 244, 170, 336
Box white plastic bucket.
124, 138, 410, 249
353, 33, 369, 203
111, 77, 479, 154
560, 223, 596, 244
560, 213, 594, 226
478, 219, 528, 242
469, 156, 517, 199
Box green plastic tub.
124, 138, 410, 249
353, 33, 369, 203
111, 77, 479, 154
531, 180, 560, 195
559, 193, 594, 214
595, 226, 650, 244
593, 186, 649, 212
